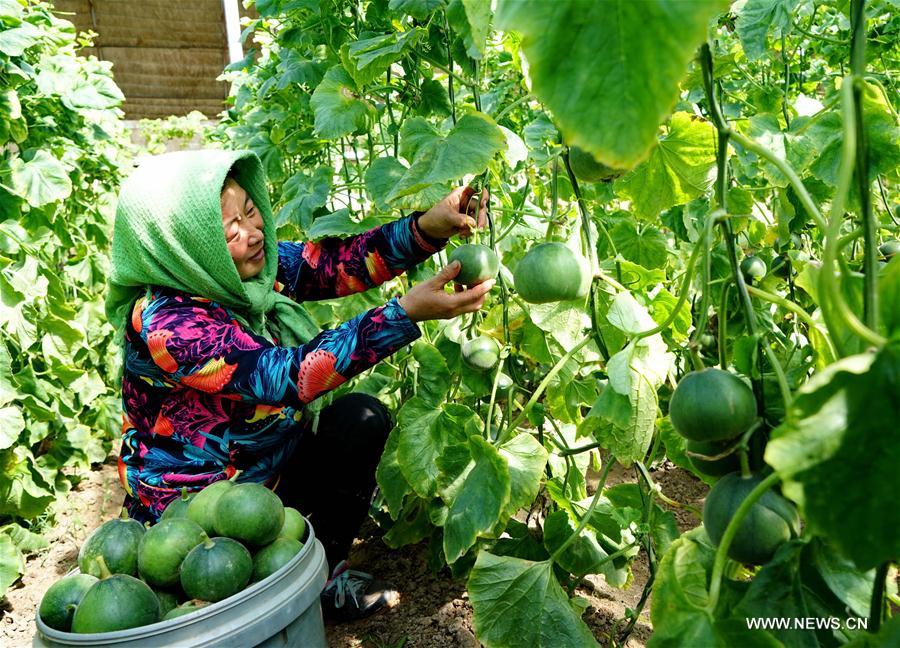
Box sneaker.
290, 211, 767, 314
320, 560, 399, 623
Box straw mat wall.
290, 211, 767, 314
51, 0, 254, 119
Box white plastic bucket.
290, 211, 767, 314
33, 519, 328, 648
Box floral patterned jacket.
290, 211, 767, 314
119, 214, 444, 522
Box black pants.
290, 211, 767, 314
275, 393, 392, 572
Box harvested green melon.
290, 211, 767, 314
213, 482, 284, 546
70, 558, 160, 633
38, 574, 98, 632
180, 537, 252, 602
160, 487, 194, 521
279, 507, 307, 542
77, 508, 145, 578
153, 589, 179, 618
138, 518, 207, 587
252, 538, 303, 582
163, 601, 210, 620
186, 480, 234, 534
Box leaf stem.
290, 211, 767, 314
550, 458, 614, 563
819, 80, 886, 349
493, 93, 532, 122
485, 346, 508, 436
850, 0, 878, 331
869, 561, 889, 632
635, 462, 702, 519
747, 286, 836, 359
502, 335, 593, 440
726, 129, 826, 231
633, 214, 715, 341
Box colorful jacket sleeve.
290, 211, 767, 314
275, 213, 446, 301
131, 291, 420, 407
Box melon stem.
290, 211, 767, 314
94, 555, 112, 579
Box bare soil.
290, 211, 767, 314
1, 457, 708, 648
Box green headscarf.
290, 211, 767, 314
105, 149, 319, 362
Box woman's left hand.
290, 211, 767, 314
417, 186, 488, 240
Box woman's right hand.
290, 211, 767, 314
398, 261, 495, 322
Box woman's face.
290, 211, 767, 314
221, 178, 265, 280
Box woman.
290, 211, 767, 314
104, 149, 493, 621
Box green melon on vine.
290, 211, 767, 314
702, 472, 800, 565
669, 368, 756, 442
448, 244, 499, 286
513, 242, 591, 304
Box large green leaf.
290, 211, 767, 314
649, 529, 780, 647
385, 113, 505, 203
610, 221, 668, 269
307, 209, 381, 240
736, 0, 801, 61
275, 49, 325, 89
0, 406, 24, 450
0, 21, 41, 56
0, 273, 37, 349
802, 83, 900, 186
412, 342, 451, 407
376, 427, 413, 520
0, 342, 15, 407
526, 300, 591, 351
765, 345, 900, 570
618, 112, 717, 220
276, 166, 332, 229
340, 28, 423, 87
440, 435, 510, 563
597, 293, 673, 466
734, 539, 888, 646
805, 538, 892, 619
649, 289, 692, 342
879, 256, 900, 338
495, 0, 729, 169
397, 399, 477, 498
522, 113, 559, 166
542, 509, 611, 578
388, 0, 445, 20
309, 65, 374, 139
498, 432, 548, 520
0, 0, 24, 20
8, 150, 72, 207
0, 447, 55, 519
1, 522, 49, 553
364, 156, 449, 211
734, 113, 816, 188
0, 533, 24, 599
468, 552, 599, 647
589, 373, 658, 468
35, 54, 123, 111
461, 0, 492, 57
383, 498, 432, 548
